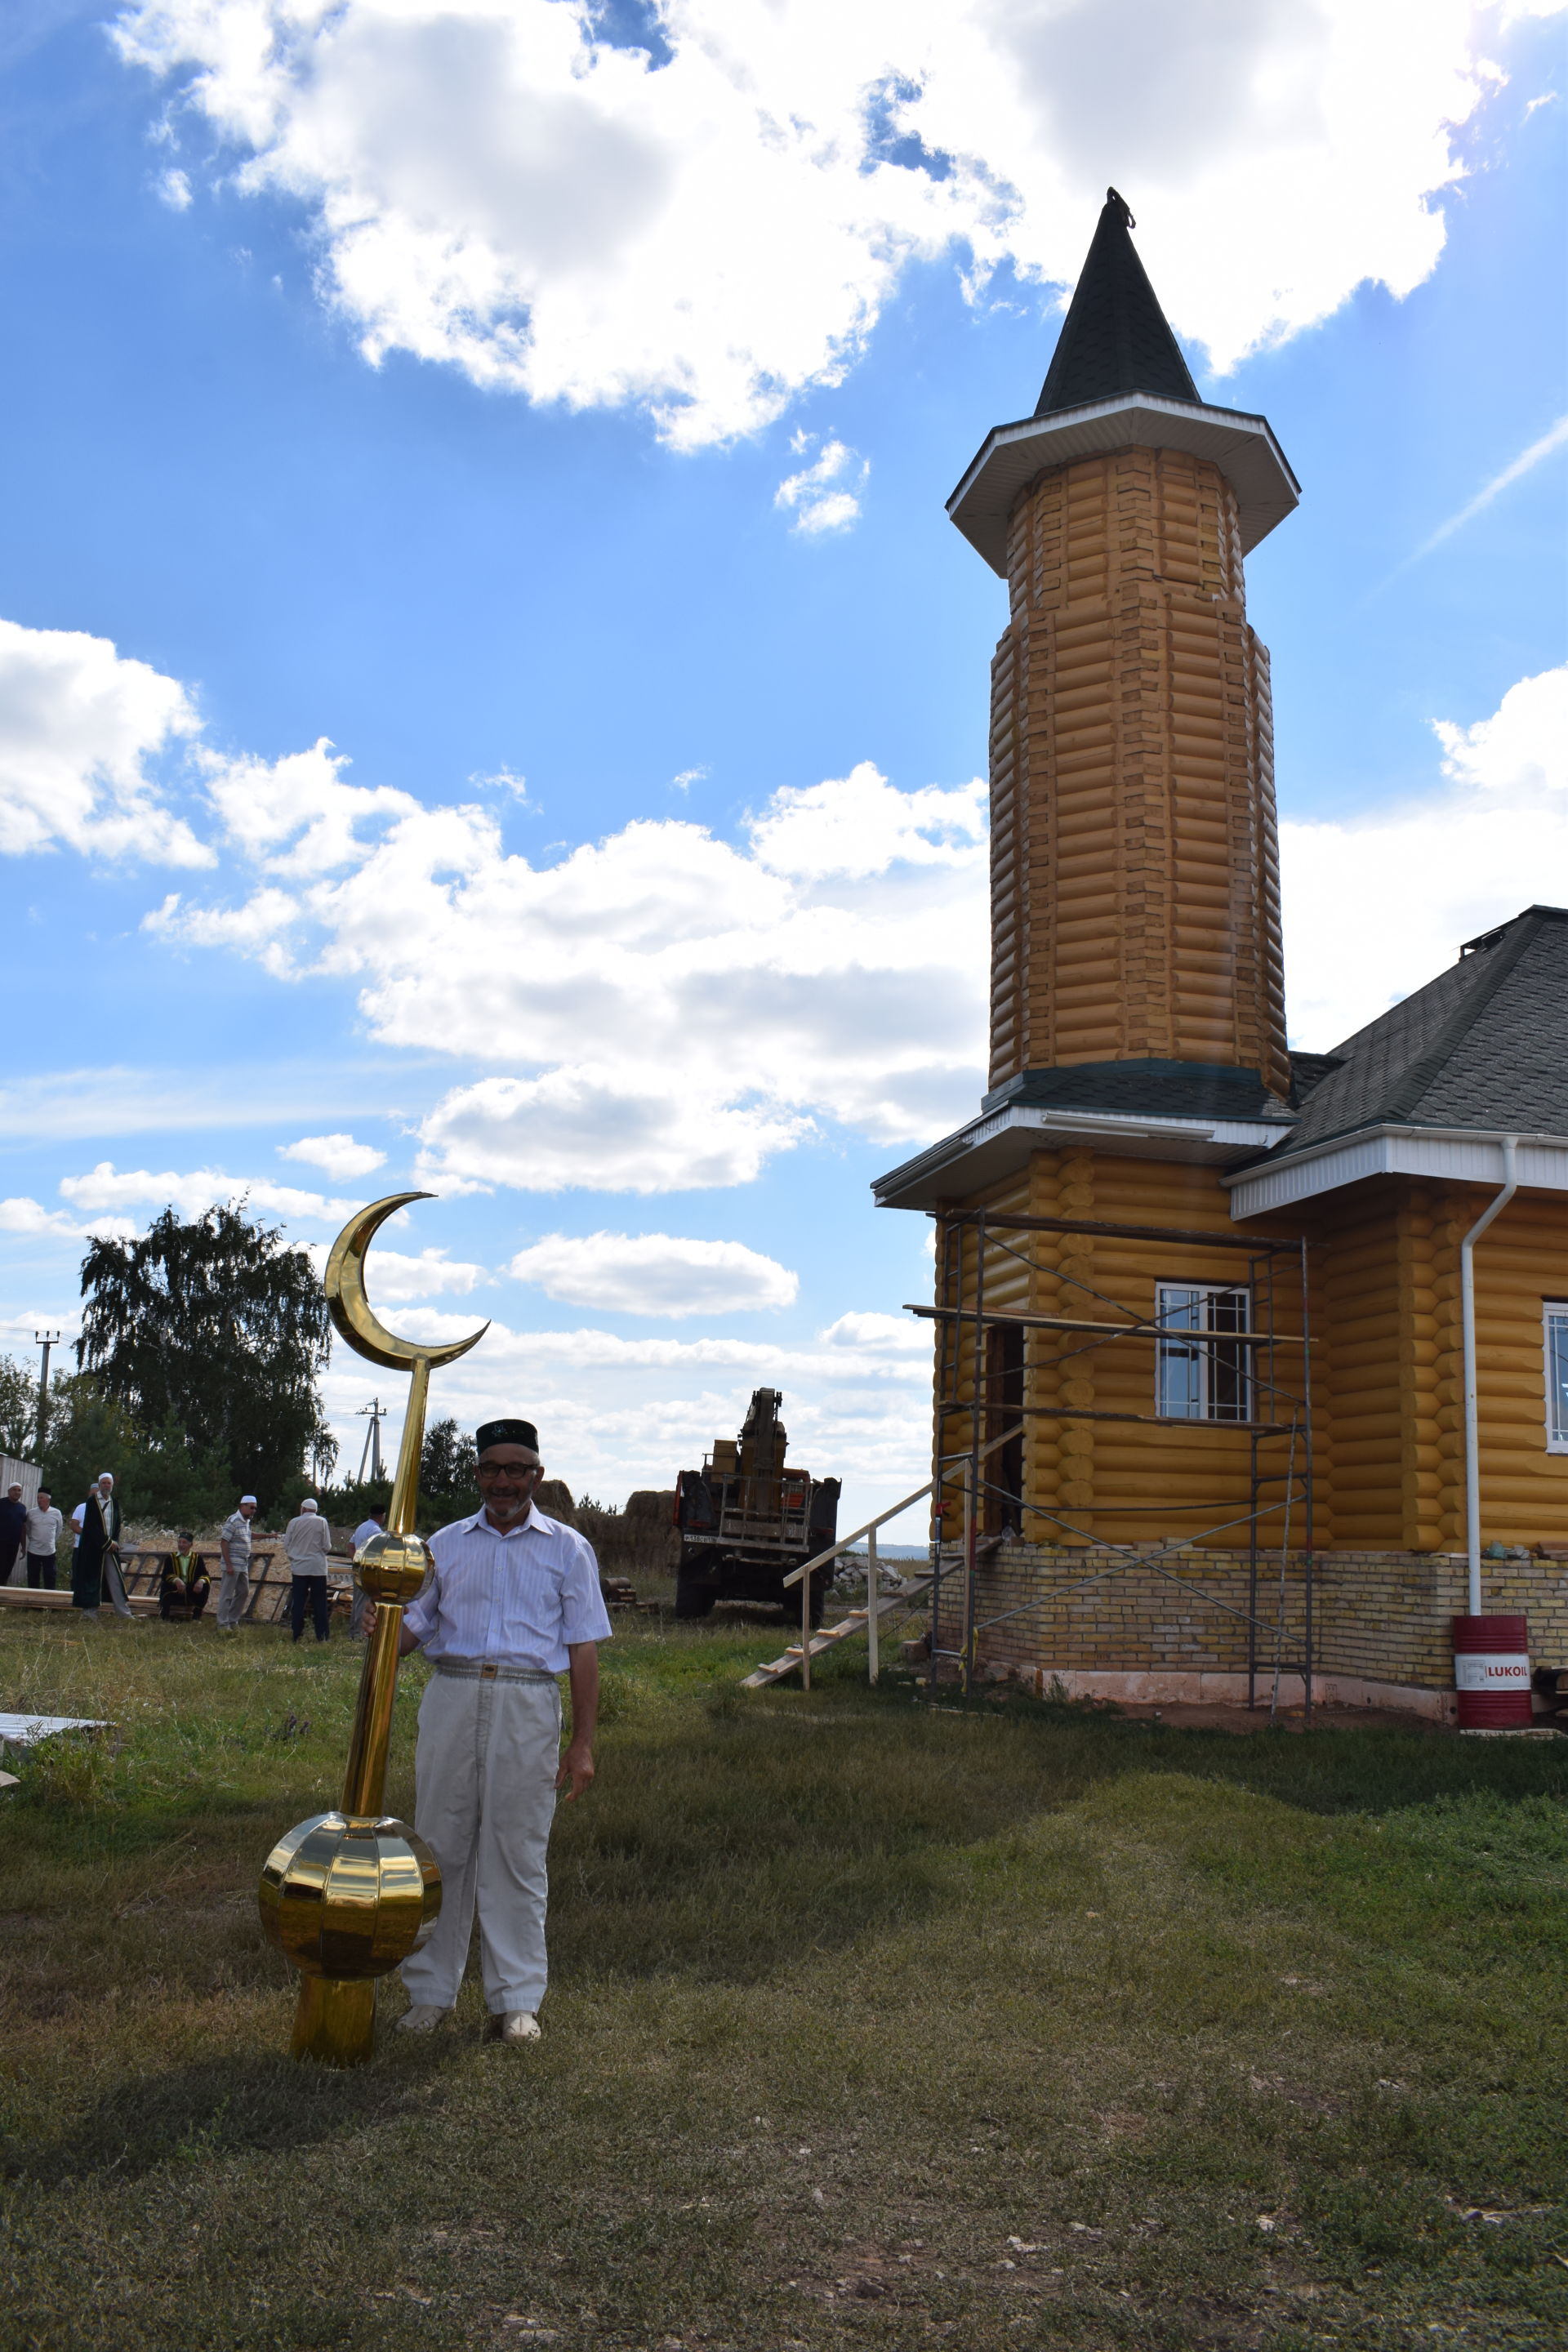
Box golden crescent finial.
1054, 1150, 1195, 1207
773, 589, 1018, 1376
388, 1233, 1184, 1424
323, 1192, 489, 1373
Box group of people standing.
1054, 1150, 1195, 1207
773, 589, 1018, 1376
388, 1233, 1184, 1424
0, 1481, 67, 1589
0, 1473, 132, 1614
0, 1474, 383, 1639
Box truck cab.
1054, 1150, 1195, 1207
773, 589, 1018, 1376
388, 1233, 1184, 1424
672, 1388, 841, 1623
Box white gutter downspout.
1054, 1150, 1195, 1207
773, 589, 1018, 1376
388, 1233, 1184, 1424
1461, 1135, 1519, 1616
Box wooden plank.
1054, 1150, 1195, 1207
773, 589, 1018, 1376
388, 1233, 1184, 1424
937, 1209, 1303, 1253
906, 1303, 1302, 1346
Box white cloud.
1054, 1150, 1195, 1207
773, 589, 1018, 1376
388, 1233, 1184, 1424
200, 737, 418, 873
0, 1198, 138, 1243
57, 1161, 359, 1223
819, 1308, 932, 1352
149, 758, 991, 1191
670, 767, 706, 792
278, 1132, 388, 1180
0, 617, 210, 864
510, 1231, 798, 1316
113, 1, 1512, 446
345, 1307, 924, 1379
350, 1245, 486, 1300
775, 436, 867, 535
0, 1065, 394, 1144
1281, 666, 1568, 1049
156, 166, 193, 209
419, 1068, 808, 1195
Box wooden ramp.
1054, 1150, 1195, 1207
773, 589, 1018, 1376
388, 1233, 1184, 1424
741, 1579, 932, 1690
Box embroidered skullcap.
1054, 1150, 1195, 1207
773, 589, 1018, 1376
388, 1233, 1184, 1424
476, 1418, 540, 1455
240, 1494, 258, 1506
301, 1499, 318, 1512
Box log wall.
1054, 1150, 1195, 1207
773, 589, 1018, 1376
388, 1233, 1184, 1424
929, 1148, 1568, 1687
1307, 1175, 1568, 1549
989, 445, 1289, 1096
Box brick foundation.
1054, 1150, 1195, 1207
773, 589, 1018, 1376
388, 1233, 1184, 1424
929, 1540, 1568, 1717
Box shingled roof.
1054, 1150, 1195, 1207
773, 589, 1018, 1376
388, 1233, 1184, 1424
1036, 188, 1203, 417
1279, 905, 1568, 1160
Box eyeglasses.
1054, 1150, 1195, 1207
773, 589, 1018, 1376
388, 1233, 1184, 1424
475, 1462, 540, 1481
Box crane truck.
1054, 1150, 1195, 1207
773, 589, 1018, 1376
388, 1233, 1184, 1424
672, 1388, 841, 1624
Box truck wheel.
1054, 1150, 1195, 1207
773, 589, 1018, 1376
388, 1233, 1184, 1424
675, 1577, 717, 1620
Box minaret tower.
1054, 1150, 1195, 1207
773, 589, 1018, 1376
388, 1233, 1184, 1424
947, 191, 1298, 1106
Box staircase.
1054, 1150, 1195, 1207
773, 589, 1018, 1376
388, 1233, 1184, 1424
740, 1577, 933, 1689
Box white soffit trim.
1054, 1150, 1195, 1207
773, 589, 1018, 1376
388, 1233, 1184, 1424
874, 1102, 1289, 1214
947, 393, 1300, 575
1224, 1127, 1568, 1220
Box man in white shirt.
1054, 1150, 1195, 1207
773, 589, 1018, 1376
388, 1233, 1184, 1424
216, 1495, 257, 1632
24, 1490, 64, 1589
283, 1496, 333, 1642
350, 1504, 385, 1638
396, 1416, 610, 2045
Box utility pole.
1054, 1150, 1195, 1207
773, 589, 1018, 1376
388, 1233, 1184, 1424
356, 1396, 387, 1485
33, 1330, 60, 1460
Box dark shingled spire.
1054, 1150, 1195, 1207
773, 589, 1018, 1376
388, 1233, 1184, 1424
1036, 189, 1201, 417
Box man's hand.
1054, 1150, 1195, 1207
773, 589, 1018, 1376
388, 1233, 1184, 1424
561, 1641, 599, 1801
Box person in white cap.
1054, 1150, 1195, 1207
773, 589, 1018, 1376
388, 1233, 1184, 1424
283, 1496, 333, 1642
73, 1472, 132, 1619
216, 1494, 258, 1632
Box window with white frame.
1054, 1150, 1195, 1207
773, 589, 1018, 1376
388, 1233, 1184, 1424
1544, 1305, 1568, 1453
1156, 1283, 1252, 1423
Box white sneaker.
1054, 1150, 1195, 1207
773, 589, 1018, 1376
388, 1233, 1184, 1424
491, 2011, 541, 2044
397, 2003, 452, 2034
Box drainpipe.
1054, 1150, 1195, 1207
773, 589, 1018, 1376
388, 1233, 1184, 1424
1460, 1135, 1518, 1616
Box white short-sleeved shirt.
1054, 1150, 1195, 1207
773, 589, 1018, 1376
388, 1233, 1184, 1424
220, 1509, 253, 1566
27, 1505, 62, 1553
403, 1506, 612, 1674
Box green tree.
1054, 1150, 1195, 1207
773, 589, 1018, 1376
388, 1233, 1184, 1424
419, 1416, 479, 1523
77, 1204, 333, 1516
0, 1354, 38, 1459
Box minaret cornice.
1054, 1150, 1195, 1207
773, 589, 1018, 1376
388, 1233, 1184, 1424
947, 390, 1299, 577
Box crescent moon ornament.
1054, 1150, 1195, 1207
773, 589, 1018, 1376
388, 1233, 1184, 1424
264, 1192, 490, 2068
323, 1191, 488, 1371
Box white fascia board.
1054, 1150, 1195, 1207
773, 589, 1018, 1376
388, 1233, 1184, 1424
873, 1102, 1290, 1214
947, 393, 1300, 576
1224, 1126, 1568, 1220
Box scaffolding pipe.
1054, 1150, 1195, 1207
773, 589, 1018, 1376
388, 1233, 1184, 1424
926, 1207, 1314, 1712
1461, 1135, 1519, 1616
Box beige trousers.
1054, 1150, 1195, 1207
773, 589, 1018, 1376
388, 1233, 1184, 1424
215, 1565, 250, 1627
399, 1669, 560, 2016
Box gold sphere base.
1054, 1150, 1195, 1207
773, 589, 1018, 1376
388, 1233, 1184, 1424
292, 1972, 379, 2066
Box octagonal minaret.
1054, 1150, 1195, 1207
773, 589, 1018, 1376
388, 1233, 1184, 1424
948, 190, 1298, 1106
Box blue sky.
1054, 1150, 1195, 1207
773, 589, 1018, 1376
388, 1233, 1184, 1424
1, 0, 1564, 1530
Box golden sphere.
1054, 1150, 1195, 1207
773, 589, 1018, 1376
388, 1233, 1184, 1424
354, 1528, 433, 1604
258, 1811, 440, 1980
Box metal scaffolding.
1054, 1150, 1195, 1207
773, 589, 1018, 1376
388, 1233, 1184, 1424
915, 1205, 1316, 1718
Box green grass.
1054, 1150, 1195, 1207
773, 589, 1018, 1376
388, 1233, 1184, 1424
1, 1610, 1566, 2351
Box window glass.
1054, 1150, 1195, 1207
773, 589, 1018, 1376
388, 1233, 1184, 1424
1545, 1307, 1568, 1452
1156, 1284, 1251, 1423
